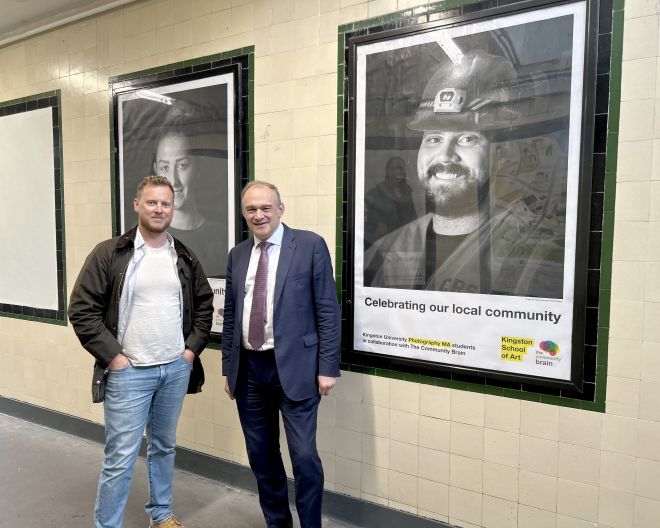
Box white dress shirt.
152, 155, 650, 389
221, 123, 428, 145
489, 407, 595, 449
241, 223, 284, 350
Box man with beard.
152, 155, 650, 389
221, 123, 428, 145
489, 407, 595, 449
69, 175, 214, 528
364, 50, 568, 298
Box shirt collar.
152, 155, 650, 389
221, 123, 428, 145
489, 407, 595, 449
134, 227, 175, 251
252, 222, 284, 249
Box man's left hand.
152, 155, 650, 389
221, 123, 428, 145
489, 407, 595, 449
317, 375, 336, 396
183, 349, 195, 363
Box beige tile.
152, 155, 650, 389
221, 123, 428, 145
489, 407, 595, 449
417, 477, 449, 516
335, 397, 361, 432
519, 435, 558, 476
619, 100, 656, 141
418, 446, 449, 484
637, 419, 660, 461
388, 499, 417, 514
639, 380, 660, 421
339, 3, 368, 24
635, 457, 660, 500
622, 15, 659, 61
361, 433, 389, 469
361, 462, 388, 498
558, 407, 602, 448
617, 140, 654, 181
557, 479, 599, 522
368, 0, 397, 17
484, 395, 520, 433
616, 181, 651, 222
419, 384, 450, 419
641, 340, 660, 382
449, 454, 483, 492
607, 338, 643, 380
643, 307, 660, 349
606, 376, 641, 417
519, 471, 557, 511
450, 389, 484, 426
335, 370, 362, 402
598, 487, 635, 528
634, 496, 660, 528
389, 378, 419, 414
450, 422, 483, 459
335, 427, 361, 461
558, 443, 600, 486
335, 456, 361, 489
625, 0, 659, 18
362, 374, 389, 407
389, 410, 419, 445
556, 513, 600, 528
518, 504, 557, 528
482, 462, 518, 502
388, 469, 417, 506
448, 486, 482, 526
419, 416, 450, 451
602, 414, 638, 456
646, 262, 660, 302
600, 451, 636, 492
482, 495, 517, 528
609, 300, 645, 340
521, 401, 559, 441
621, 57, 658, 101
362, 403, 389, 437
654, 139, 660, 181
483, 428, 519, 467
389, 440, 418, 476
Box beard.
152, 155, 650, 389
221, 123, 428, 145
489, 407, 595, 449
422, 162, 488, 216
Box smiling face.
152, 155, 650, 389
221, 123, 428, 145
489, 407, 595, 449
417, 130, 489, 215
133, 183, 174, 234
241, 184, 285, 241
153, 133, 198, 211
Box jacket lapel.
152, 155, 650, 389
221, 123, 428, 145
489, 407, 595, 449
234, 239, 254, 319
274, 225, 296, 311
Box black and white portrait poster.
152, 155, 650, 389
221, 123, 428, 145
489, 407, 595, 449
117, 73, 236, 332
352, 2, 586, 381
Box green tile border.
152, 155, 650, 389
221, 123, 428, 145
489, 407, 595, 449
0, 90, 67, 326
335, 0, 620, 411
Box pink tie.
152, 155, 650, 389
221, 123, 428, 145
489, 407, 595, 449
248, 241, 271, 350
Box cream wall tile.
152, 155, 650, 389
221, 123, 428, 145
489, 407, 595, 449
616, 181, 651, 221
601, 414, 638, 456
634, 496, 660, 528
389, 410, 419, 445
388, 469, 417, 506
557, 479, 599, 522
361, 492, 388, 506
363, 374, 389, 407
608, 338, 642, 379
598, 487, 635, 528
606, 376, 641, 417
653, 139, 660, 180
448, 487, 482, 526
272, 0, 295, 23
339, 3, 369, 24
361, 463, 388, 498
419, 416, 450, 451
643, 305, 660, 345
335, 456, 361, 490
619, 100, 656, 141
450, 422, 483, 459
336, 428, 361, 461
335, 370, 362, 402
418, 446, 449, 484
449, 454, 483, 492
600, 451, 636, 492
417, 478, 448, 516
482, 495, 517, 528
641, 340, 660, 382
609, 300, 645, 340
419, 384, 450, 420
635, 457, 660, 500
625, 0, 659, 18
622, 57, 658, 101
484, 428, 519, 467
362, 434, 389, 468
368, 0, 398, 17
519, 436, 558, 476
482, 462, 518, 502
389, 378, 419, 414
362, 404, 390, 437
637, 419, 660, 461
520, 401, 559, 440
556, 514, 599, 528
639, 380, 660, 420
518, 504, 556, 528
336, 398, 362, 432
559, 407, 602, 448
622, 15, 659, 61
484, 395, 520, 433
450, 389, 484, 426
388, 499, 416, 514
390, 440, 418, 475
558, 443, 600, 486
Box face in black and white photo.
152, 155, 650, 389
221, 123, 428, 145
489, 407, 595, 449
417, 129, 489, 216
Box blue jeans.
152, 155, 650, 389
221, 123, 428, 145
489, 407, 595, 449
94, 355, 192, 528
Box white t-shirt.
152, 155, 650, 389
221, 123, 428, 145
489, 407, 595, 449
122, 243, 184, 365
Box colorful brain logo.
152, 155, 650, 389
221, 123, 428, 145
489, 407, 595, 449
539, 341, 559, 356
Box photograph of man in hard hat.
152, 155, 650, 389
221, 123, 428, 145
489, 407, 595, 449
361, 22, 574, 299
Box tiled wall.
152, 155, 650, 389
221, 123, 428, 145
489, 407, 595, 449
1, 1, 659, 527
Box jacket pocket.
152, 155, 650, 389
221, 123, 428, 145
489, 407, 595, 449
303, 332, 319, 347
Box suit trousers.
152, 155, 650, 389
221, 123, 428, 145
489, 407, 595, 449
235, 348, 323, 528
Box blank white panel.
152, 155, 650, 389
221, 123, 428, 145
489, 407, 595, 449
0, 107, 58, 309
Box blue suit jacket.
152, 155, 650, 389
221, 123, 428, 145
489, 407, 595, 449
222, 225, 341, 400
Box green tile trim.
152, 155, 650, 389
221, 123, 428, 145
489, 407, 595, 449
0, 90, 67, 326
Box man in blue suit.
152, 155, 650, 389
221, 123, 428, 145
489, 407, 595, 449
222, 181, 341, 528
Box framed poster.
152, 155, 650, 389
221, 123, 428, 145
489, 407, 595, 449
0, 92, 66, 325
111, 53, 251, 338
346, 1, 593, 388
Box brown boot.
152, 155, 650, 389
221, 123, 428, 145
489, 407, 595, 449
149, 517, 184, 528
